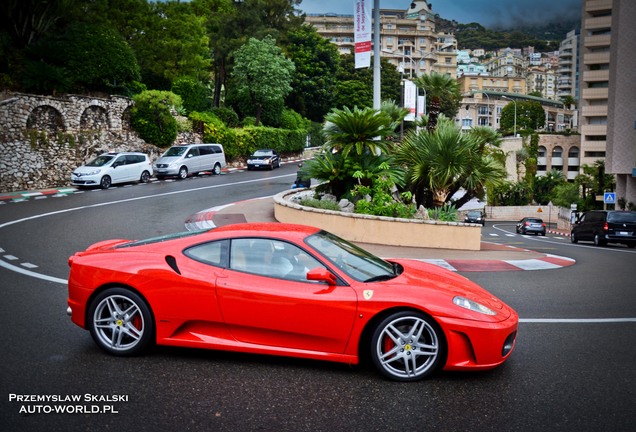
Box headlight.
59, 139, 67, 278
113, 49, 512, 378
85, 169, 101, 176
453, 296, 496, 315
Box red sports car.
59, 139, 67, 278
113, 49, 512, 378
67, 223, 518, 382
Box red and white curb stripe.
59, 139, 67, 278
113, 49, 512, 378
419, 254, 575, 272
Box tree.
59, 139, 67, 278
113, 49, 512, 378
500, 100, 545, 133
231, 35, 295, 126
334, 54, 402, 109
395, 117, 507, 208
303, 106, 397, 199
285, 25, 341, 122
135, 1, 211, 89
131, 90, 182, 147
414, 72, 462, 131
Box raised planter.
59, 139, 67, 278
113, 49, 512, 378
273, 190, 481, 251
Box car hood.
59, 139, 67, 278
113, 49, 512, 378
364, 258, 512, 321
73, 165, 106, 174
248, 156, 272, 161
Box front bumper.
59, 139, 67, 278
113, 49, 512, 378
438, 310, 519, 371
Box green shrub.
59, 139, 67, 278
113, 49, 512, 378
299, 198, 341, 211
131, 90, 181, 147
427, 204, 458, 222
171, 77, 211, 113
211, 107, 239, 127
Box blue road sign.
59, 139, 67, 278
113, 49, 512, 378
603, 192, 616, 204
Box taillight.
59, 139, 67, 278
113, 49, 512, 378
542, 223, 546, 228
525, 221, 530, 226
603, 222, 609, 231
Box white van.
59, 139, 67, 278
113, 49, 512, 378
153, 144, 226, 179
71, 152, 152, 189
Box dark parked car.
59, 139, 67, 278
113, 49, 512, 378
247, 149, 280, 170
516, 217, 546, 236
570, 210, 636, 248
464, 210, 486, 226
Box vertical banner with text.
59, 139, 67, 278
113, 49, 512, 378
354, 0, 371, 69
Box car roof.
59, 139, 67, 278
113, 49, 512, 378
102, 152, 147, 156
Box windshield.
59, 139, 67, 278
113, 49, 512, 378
467, 211, 482, 217
253, 150, 272, 157
305, 231, 397, 282
164, 147, 188, 157
86, 155, 115, 167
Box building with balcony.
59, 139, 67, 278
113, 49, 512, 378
557, 30, 579, 101
526, 66, 557, 100
484, 49, 529, 78
305, 1, 439, 77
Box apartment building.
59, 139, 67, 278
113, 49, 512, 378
306, 1, 439, 77
557, 30, 579, 101
484, 49, 529, 78
579, 0, 634, 204
526, 66, 557, 100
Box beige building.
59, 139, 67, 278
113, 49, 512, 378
580, 0, 636, 206
526, 66, 557, 99
484, 49, 528, 78
305, 1, 440, 77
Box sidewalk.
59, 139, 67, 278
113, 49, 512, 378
196, 197, 576, 272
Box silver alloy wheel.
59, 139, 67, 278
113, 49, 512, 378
178, 166, 188, 179
213, 163, 221, 175
140, 170, 150, 183
92, 293, 146, 353
372, 312, 442, 381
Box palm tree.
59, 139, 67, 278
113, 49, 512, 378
414, 72, 462, 131
395, 117, 507, 208
303, 106, 400, 199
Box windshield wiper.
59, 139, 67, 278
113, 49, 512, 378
364, 274, 396, 283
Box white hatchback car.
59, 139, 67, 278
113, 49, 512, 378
71, 152, 152, 189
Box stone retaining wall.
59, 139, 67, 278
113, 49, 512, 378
0, 92, 172, 192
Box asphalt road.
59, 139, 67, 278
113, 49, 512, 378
1, 165, 635, 432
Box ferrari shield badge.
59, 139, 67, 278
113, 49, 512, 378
363, 290, 374, 300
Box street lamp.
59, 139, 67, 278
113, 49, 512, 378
502, 95, 517, 137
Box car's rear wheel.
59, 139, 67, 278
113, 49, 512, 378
140, 170, 150, 183
88, 288, 153, 356
178, 166, 188, 179
594, 233, 606, 246
100, 175, 111, 189
571, 232, 578, 243
370, 311, 444, 382
213, 163, 221, 175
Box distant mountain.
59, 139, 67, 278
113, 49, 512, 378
436, 17, 580, 52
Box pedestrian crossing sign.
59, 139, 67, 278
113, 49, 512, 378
603, 192, 616, 204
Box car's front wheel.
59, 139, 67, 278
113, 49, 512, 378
100, 175, 111, 189
88, 288, 153, 356
370, 311, 444, 381
140, 170, 150, 183
571, 232, 578, 243
213, 163, 221, 175
178, 166, 188, 179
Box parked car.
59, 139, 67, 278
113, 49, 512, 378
516, 217, 546, 236
246, 149, 280, 170
71, 152, 152, 189
67, 223, 518, 382
464, 210, 486, 226
571, 210, 636, 248
153, 143, 226, 179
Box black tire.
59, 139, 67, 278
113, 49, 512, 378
593, 233, 606, 247
213, 163, 221, 175
140, 171, 150, 183
370, 311, 444, 382
88, 288, 153, 356
570, 232, 578, 243
100, 175, 112, 189
177, 166, 188, 180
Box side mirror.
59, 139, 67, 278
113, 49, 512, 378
306, 267, 337, 285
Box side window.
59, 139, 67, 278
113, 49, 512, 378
114, 156, 126, 166
212, 145, 223, 154
186, 148, 200, 158
199, 146, 213, 156
185, 240, 227, 267
230, 238, 325, 282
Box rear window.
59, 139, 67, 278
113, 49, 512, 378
608, 212, 636, 223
